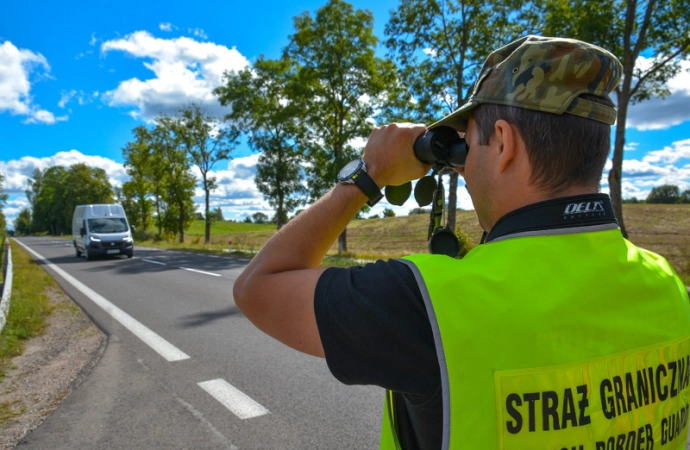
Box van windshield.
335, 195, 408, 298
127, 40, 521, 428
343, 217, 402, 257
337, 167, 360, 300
87, 218, 128, 234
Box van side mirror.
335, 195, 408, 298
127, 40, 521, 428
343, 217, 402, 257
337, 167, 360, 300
80, 228, 85, 237
131, 225, 136, 233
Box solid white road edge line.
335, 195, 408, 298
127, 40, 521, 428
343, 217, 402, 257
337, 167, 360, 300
179, 267, 221, 277
198, 379, 269, 420
142, 259, 167, 266
14, 239, 190, 362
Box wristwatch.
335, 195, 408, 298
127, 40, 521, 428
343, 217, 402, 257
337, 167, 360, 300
337, 159, 383, 206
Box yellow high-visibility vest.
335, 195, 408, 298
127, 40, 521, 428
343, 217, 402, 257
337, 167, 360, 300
381, 229, 690, 449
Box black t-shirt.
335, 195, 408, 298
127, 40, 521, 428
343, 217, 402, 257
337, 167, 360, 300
314, 260, 442, 450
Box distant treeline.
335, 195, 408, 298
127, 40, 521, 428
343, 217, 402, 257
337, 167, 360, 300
623, 185, 690, 204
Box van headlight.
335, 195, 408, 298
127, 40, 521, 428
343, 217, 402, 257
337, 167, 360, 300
89, 236, 101, 242
123, 236, 132, 242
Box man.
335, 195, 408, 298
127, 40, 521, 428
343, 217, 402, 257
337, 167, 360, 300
233, 36, 690, 449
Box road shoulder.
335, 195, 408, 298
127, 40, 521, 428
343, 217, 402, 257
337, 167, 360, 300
0, 285, 106, 450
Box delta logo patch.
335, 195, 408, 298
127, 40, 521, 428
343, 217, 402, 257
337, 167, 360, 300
563, 201, 605, 218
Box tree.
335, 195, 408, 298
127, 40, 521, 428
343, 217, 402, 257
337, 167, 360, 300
385, 0, 538, 232
382, 208, 396, 218
252, 212, 269, 224
646, 184, 681, 203
215, 57, 306, 229
122, 126, 155, 231
155, 116, 197, 243
540, 0, 690, 236
284, 0, 399, 253
29, 164, 113, 234
14, 208, 31, 235
210, 207, 224, 222
680, 189, 690, 204
177, 104, 238, 243
0, 172, 8, 233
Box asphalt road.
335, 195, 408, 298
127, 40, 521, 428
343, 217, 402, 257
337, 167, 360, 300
13, 237, 382, 450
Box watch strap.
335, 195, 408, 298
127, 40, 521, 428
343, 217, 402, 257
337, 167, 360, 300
352, 169, 383, 206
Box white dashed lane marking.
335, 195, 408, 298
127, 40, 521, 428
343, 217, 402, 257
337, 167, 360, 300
198, 379, 270, 420
180, 267, 221, 277
142, 259, 167, 266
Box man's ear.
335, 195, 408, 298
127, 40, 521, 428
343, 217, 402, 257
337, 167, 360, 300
494, 119, 519, 173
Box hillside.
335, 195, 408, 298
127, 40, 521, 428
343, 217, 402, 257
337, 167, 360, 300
172, 204, 690, 283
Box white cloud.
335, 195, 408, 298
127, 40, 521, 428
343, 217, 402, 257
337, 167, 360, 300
602, 138, 690, 198
189, 28, 208, 39
58, 89, 97, 108
100, 31, 249, 121
0, 150, 270, 224
0, 40, 63, 124
625, 58, 690, 130
159, 22, 173, 32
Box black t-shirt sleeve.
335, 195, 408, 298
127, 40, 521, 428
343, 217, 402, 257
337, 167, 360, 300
314, 259, 440, 396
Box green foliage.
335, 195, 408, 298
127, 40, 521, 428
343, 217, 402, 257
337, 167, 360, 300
252, 212, 269, 224
680, 190, 690, 204
622, 197, 642, 204
646, 184, 681, 204
177, 103, 238, 243
215, 57, 306, 229
409, 207, 431, 215
284, 0, 399, 252
122, 125, 155, 232
243, 216, 252, 224
210, 207, 224, 222
384, 0, 538, 232
13, 208, 31, 235
454, 226, 476, 259
123, 116, 197, 242
382, 208, 396, 218
0, 172, 7, 233
28, 164, 114, 234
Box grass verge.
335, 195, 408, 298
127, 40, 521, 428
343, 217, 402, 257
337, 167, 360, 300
0, 240, 55, 380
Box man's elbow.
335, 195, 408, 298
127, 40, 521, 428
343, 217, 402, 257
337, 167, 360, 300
232, 271, 250, 313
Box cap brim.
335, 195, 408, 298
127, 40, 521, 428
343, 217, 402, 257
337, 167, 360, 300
429, 100, 478, 131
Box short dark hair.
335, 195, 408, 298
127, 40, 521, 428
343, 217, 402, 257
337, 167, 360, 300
472, 95, 613, 194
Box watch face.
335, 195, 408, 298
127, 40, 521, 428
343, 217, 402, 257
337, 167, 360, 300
337, 160, 363, 182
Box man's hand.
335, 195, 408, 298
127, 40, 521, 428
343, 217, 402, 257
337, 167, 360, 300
363, 123, 431, 188
232, 123, 430, 357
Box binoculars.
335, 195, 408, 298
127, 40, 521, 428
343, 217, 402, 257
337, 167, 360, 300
413, 126, 468, 170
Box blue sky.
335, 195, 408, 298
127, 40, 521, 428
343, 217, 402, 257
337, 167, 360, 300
2, 0, 690, 227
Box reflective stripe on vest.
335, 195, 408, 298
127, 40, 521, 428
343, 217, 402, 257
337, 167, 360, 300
380, 229, 690, 449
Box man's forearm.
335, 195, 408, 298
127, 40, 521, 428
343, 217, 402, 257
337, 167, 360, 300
231, 124, 429, 356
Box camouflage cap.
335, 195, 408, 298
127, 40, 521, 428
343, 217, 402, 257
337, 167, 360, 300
431, 35, 622, 131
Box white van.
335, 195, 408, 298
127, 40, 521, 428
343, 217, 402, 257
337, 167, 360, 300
72, 204, 134, 260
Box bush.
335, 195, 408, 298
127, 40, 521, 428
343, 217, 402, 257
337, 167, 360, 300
409, 207, 431, 215
133, 228, 156, 242
455, 226, 476, 258
646, 185, 680, 204
382, 208, 396, 218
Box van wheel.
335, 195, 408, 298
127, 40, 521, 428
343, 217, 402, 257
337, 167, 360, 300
84, 248, 92, 261
75, 247, 82, 257
127, 251, 133, 259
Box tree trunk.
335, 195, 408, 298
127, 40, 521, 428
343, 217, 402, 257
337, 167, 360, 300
609, 80, 633, 238
447, 172, 458, 232
178, 203, 185, 243
204, 187, 211, 244
338, 229, 347, 254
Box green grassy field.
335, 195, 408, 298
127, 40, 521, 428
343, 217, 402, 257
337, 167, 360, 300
134, 204, 690, 283
0, 241, 55, 381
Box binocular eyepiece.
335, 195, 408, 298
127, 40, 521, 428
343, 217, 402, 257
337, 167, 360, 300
413, 126, 468, 170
